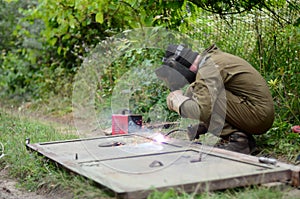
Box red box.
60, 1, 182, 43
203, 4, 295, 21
112, 114, 142, 135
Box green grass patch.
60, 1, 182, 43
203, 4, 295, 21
0, 108, 113, 198
148, 186, 286, 199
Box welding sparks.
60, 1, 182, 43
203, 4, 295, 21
152, 133, 167, 143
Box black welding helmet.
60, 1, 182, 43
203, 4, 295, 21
155, 44, 199, 91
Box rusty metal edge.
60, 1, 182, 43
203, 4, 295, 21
26, 142, 119, 195
194, 145, 300, 187
121, 169, 292, 199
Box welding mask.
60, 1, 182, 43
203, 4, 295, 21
155, 44, 199, 91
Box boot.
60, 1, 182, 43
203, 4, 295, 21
216, 132, 256, 154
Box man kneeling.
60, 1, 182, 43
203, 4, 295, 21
155, 44, 274, 154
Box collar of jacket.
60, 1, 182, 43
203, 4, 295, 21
203, 44, 219, 54
197, 44, 219, 69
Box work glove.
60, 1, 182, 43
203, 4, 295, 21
166, 90, 189, 114
187, 123, 208, 141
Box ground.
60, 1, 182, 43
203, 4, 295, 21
0, 105, 75, 199
0, 167, 48, 199
0, 104, 300, 199
0, 165, 73, 199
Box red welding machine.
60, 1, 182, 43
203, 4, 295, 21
112, 111, 142, 135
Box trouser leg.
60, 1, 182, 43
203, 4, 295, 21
221, 122, 239, 136
219, 90, 274, 135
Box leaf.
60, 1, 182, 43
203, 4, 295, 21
49, 37, 57, 46
95, 12, 104, 24
57, 46, 62, 55
161, 189, 176, 199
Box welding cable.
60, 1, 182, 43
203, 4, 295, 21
0, 142, 4, 159
164, 128, 187, 136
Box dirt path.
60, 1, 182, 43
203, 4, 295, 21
0, 166, 73, 199
0, 167, 48, 199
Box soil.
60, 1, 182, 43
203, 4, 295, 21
0, 166, 74, 199
0, 167, 43, 199
1, 103, 300, 199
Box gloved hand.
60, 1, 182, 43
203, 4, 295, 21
187, 123, 208, 141
166, 90, 189, 114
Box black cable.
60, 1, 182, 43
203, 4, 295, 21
165, 128, 187, 136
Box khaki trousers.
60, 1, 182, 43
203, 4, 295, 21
213, 90, 275, 136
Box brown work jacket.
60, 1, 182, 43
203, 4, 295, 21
181, 44, 275, 135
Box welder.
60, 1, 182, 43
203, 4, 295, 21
155, 44, 275, 154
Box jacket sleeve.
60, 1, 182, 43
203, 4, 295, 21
180, 55, 225, 124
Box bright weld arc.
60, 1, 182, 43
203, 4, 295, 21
153, 133, 167, 143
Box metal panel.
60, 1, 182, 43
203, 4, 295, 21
26, 133, 298, 199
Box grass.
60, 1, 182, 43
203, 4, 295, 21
148, 186, 289, 199
0, 108, 113, 198
0, 107, 298, 199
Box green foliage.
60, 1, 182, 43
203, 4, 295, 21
0, 0, 18, 53
0, 0, 189, 102
148, 188, 181, 199
97, 48, 170, 121
0, 0, 299, 163
189, 0, 288, 16
0, 0, 299, 198
30, 0, 186, 66
147, 186, 285, 199
257, 119, 300, 161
